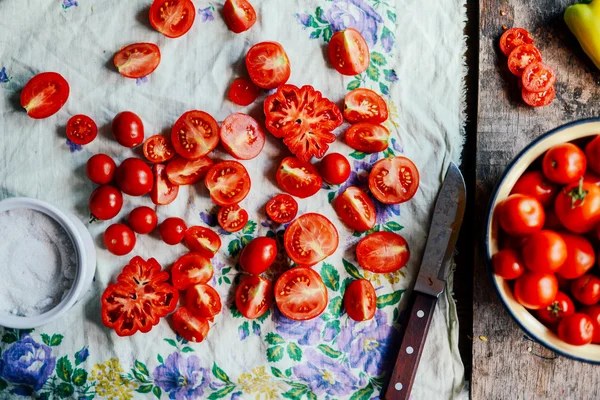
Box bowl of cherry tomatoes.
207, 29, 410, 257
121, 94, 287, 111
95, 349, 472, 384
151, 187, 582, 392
486, 118, 600, 363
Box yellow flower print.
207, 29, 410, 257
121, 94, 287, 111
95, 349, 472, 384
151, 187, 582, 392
238, 366, 285, 400
89, 358, 138, 400
364, 270, 406, 286
383, 100, 400, 130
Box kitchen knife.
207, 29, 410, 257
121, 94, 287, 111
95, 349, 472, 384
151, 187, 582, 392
384, 162, 466, 400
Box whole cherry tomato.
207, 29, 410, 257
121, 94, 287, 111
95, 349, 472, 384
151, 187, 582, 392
521, 230, 567, 273
583, 306, 600, 344
556, 233, 595, 279
510, 171, 557, 207
554, 180, 600, 233
239, 237, 277, 275
112, 111, 144, 148
159, 217, 187, 245
228, 77, 260, 106
128, 206, 158, 234
492, 249, 525, 280
115, 158, 154, 197
585, 135, 600, 175
497, 194, 545, 236
535, 291, 575, 329
558, 313, 594, 346
542, 143, 586, 185
89, 185, 123, 220
104, 223, 136, 256
86, 154, 117, 185
513, 271, 558, 310
571, 274, 600, 306
319, 153, 351, 185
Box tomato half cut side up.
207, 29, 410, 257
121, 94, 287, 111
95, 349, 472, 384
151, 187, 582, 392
266, 194, 298, 224
499, 28, 534, 56
345, 123, 390, 153
328, 28, 370, 76
344, 279, 377, 321
20, 72, 70, 119
166, 156, 214, 185
274, 266, 328, 321
522, 62, 556, 93
204, 160, 251, 206
343, 88, 388, 124
172, 307, 210, 343
522, 86, 555, 107
151, 163, 179, 205
66, 114, 97, 145
507, 44, 542, 77
184, 226, 222, 258
143, 135, 176, 163
283, 213, 339, 265
171, 110, 220, 160
276, 157, 322, 198
218, 204, 249, 233
369, 156, 420, 204
149, 0, 196, 39
334, 186, 377, 232
186, 283, 222, 318
236, 275, 273, 319
171, 253, 214, 291
223, 0, 257, 33
356, 231, 410, 273
246, 42, 291, 89
219, 113, 266, 160
113, 43, 161, 79
229, 78, 260, 106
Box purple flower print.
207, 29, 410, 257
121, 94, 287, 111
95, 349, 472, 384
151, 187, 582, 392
293, 348, 359, 396
0, 336, 56, 391
296, 13, 312, 27
200, 210, 218, 227
374, 198, 400, 224
0, 66, 9, 83
153, 352, 211, 400
338, 159, 371, 194
381, 27, 394, 53
324, 0, 383, 47
384, 69, 399, 83
66, 138, 82, 152
272, 308, 323, 345
391, 137, 403, 153
62, 0, 78, 9
74, 347, 89, 365
135, 76, 148, 86
198, 6, 214, 22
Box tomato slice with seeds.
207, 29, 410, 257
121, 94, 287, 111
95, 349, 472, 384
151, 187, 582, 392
274, 266, 328, 321
184, 226, 222, 258
236, 275, 273, 319
522, 62, 556, 93
499, 28, 534, 56
171, 253, 214, 291
283, 213, 339, 265
204, 161, 251, 206
334, 186, 377, 233
522, 86, 555, 107
166, 156, 213, 185
266, 194, 298, 224
246, 42, 291, 89
113, 43, 161, 79
276, 157, 322, 198
344, 88, 388, 124
149, 0, 196, 39
356, 231, 410, 273
20, 72, 69, 119
143, 135, 175, 163
219, 113, 266, 160
369, 156, 420, 204
66, 114, 97, 145
187, 283, 222, 318
217, 204, 249, 233
151, 163, 179, 205
172, 306, 210, 343
171, 110, 220, 160
345, 122, 390, 153
328, 28, 370, 76
344, 279, 377, 321
223, 0, 257, 33
229, 77, 260, 106
507, 44, 542, 77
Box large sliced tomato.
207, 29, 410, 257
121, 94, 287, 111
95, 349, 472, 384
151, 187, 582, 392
266, 194, 298, 223
499, 28, 534, 56
369, 156, 420, 204
172, 307, 210, 343
274, 267, 328, 321
101, 257, 179, 336
219, 113, 265, 160
236, 275, 273, 319
334, 186, 376, 232
246, 42, 290, 89
204, 161, 251, 205
113, 43, 161, 79
344, 279, 377, 321
522, 62, 556, 93
328, 28, 370, 76
345, 123, 390, 153
166, 156, 213, 185
507, 44, 542, 77
223, 0, 256, 33
171, 253, 214, 291
149, 0, 196, 39
356, 231, 410, 273
184, 226, 222, 258
344, 88, 388, 124
283, 213, 339, 265
276, 157, 322, 198
20, 72, 69, 119
186, 283, 222, 318
171, 110, 220, 160
217, 204, 249, 233
143, 135, 175, 163
66, 114, 97, 145
151, 163, 179, 205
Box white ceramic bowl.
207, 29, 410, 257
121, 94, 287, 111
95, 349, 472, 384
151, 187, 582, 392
0, 197, 96, 329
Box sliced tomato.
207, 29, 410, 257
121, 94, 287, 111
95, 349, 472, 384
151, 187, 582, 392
522, 62, 556, 93
149, 0, 196, 39
499, 28, 534, 56
507, 44, 542, 77
246, 42, 290, 89
172, 307, 210, 343
184, 226, 222, 258
187, 283, 222, 318
334, 186, 376, 232
283, 213, 339, 265
328, 28, 370, 76
356, 231, 410, 273
113, 43, 161, 79
218, 204, 249, 233
369, 156, 420, 204
236, 275, 273, 319
521, 86, 555, 107
276, 157, 322, 198
66, 114, 97, 145
345, 123, 390, 153
223, 0, 256, 33
143, 135, 175, 163
166, 156, 213, 185
274, 266, 328, 321
344, 279, 377, 321
343, 88, 388, 124
20, 72, 69, 119
151, 163, 179, 205
219, 113, 266, 160
229, 77, 260, 106
266, 194, 298, 223
171, 253, 214, 291
171, 110, 220, 160
204, 161, 251, 206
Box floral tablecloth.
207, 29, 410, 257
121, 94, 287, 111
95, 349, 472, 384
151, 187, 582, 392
0, 0, 467, 399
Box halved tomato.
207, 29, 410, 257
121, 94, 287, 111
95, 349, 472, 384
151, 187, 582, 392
218, 204, 249, 233
334, 186, 376, 232
204, 161, 251, 206
246, 42, 290, 89
328, 28, 370, 76
236, 275, 273, 319
171, 110, 220, 160
266, 194, 298, 223
229, 77, 260, 106
149, 0, 196, 39
223, 0, 256, 33
171, 253, 214, 291
283, 213, 339, 265
143, 135, 175, 163
344, 88, 388, 124
274, 266, 328, 321
344, 279, 377, 321
522, 62, 556, 93
345, 123, 390, 153
151, 163, 179, 205
66, 114, 97, 145
172, 306, 210, 343
521, 86, 555, 107
184, 226, 222, 258
507, 44, 542, 77
187, 283, 222, 318
166, 156, 213, 185
219, 113, 265, 160
20, 72, 69, 119
369, 156, 420, 204
356, 231, 410, 273
499, 28, 534, 56
113, 43, 161, 79
276, 157, 322, 198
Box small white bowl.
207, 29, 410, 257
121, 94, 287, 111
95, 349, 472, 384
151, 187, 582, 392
0, 197, 96, 329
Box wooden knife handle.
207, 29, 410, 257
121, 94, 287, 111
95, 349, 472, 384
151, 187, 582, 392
384, 292, 438, 400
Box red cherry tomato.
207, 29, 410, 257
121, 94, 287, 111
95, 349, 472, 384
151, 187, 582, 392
239, 237, 277, 275
584, 135, 600, 176
112, 111, 145, 148
217, 204, 249, 233
204, 161, 251, 206
513, 271, 558, 310
246, 42, 290, 89
143, 135, 175, 164
236, 275, 273, 319
20, 72, 69, 119
542, 143, 586, 185
344, 88, 388, 124
128, 206, 158, 234
219, 113, 265, 160
492, 249, 525, 280
496, 194, 545, 236
171, 253, 214, 291
172, 307, 210, 343
171, 111, 220, 160
274, 266, 328, 321
151, 163, 179, 205
166, 156, 213, 185
356, 231, 410, 273
521, 230, 567, 273
554, 181, 600, 233
507, 44, 542, 77
369, 156, 420, 204
328, 28, 370, 76
228, 78, 260, 106
522, 86, 555, 107
276, 157, 322, 198
510, 171, 557, 207
345, 123, 390, 153
499, 28, 534, 56
522, 62, 556, 93
344, 279, 377, 322
184, 226, 221, 258
104, 223, 136, 256
149, 0, 195, 38
159, 217, 187, 245
284, 213, 339, 265
66, 114, 97, 145
115, 158, 154, 196
543, 209, 563, 231
319, 153, 351, 185
558, 313, 594, 346
334, 186, 376, 232
187, 283, 222, 318
556, 233, 595, 279
113, 43, 161, 79
583, 306, 600, 344
223, 0, 256, 33
571, 274, 600, 306
86, 154, 117, 185
535, 291, 575, 329
265, 194, 298, 224
89, 185, 123, 220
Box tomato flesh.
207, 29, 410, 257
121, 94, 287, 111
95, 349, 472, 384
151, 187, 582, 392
500, 28, 534, 56
114, 43, 161, 79
274, 267, 328, 321
184, 226, 222, 258
143, 135, 175, 163
507, 44, 542, 77
522, 86, 555, 107
266, 194, 298, 224
229, 77, 260, 106
328, 28, 370, 76
20, 72, 69, 119
223, 0, 257, 33
204, 161, 251, 206
283, 213, 339, 265
172, 307, 210, 343
149, 0, 196, 38
246, 42, 290, 89
151, 163, 179, 205
172, 253, 214, 290
344, 279, 377, 321
276, 157, 322, 198
356, 231, 409, 273
334, 186, 376, 232
166, 156, 213, 185
345, 122, 390, 153
187, 283, 222, 318
522, 62, 556, 93
369, 156, 420, 204
236, 275, 273, 319
344, 88, 388, 124
217, 204, 249, 233
171, 110, 220, 160
219, 113, 265, 160
67, 114, 97, 145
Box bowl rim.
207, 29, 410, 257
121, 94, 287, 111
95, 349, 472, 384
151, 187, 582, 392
484, 117, 600, 364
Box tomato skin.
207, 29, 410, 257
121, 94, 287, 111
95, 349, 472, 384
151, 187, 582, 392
554, 181, 600, 233
343, 88, 388, 124
584, 170, 600, 186
113, 43, 161, 78
521, 86, 555, 107
151, 163, 179, 205
246, 42, 290, 89
89, 185, 123, 220
20, 72, 69, 119
356, 231, 409, 273
344, 279, 377, 321
522, 62, 556, 93
276, 157, 322, 199
499, 28, 534, 56
542, 143, 586, 185
217, 204, 249, 233
334, 186, 377, 232
535, 291, 575, 328
345, 123, 390, 153
159, 217, 187, 245
328, 28, 370, 76
558, 313, 595, 346
143, 135, 175, 163
172, 253, 214, 291
497, 194, 545, 236
229, 78, 260, 106
521, 230, 567, 273
492, 249, 525, 280
149, 0, 196, 38
112, 111, 145, 148
204, 161, 251, 206
235, 275, 273, 319
166, 156, 213, 185
274, 266, 328, 321
571, 274, 600, 306
172, 307, 210, 343
284, 213, 339, 265
239, 237, 277, 275
219, 113, 266, 160
86, 154, 117, 185
583, 306, 600, 343
556, 233, 595, 279
184, 226, 221, 258
369, 156, 420, 204
586, 136, 600, 175
507, 44, 542, 77
513, 271, 558, 310
510, 171, 557, 207
187, 283, 222, 318
66, 114, 97, 145
116, 158, 154, 196
128, 206, 158, 235
223, 0, 257, 33
171, 111, 220, 160
265, 194, 298, 224
104, 223, 136, 256
319, 153, 351, 185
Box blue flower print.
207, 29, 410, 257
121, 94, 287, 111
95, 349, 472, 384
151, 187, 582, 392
273, 308, 323, 346
66, 139, 83, 152
153, 352, 211, 400
0, 67, 9, 83
0, 336, 56, 391
324, 0, 383, 47
135, 76, 148, 86
198, 6, 215, 23
74, 346, 89, 365
62, 0, 78, 9
293, 348, 359, 396
384, 69, 399, 83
